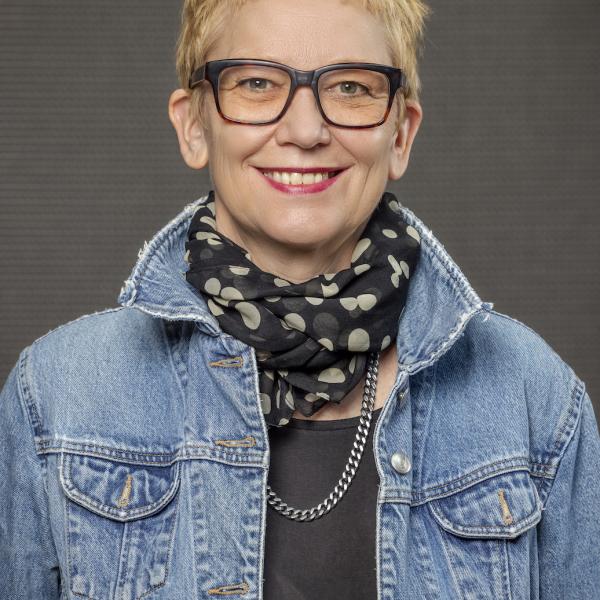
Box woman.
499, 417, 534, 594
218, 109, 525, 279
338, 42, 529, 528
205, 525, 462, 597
1, 0, 598, 598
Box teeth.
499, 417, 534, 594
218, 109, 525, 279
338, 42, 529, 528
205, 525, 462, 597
263, 170, 335, 185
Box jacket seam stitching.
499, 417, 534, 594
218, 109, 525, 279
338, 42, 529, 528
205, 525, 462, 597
486, 309, 579, 385
17, 345, 44, 438
37, 443, 267, 469
428, 500, 542, 536
60, 454, 181, 520
549, 378, 585, 465
411, 365, 437, 490
382, 460, 556, 505
487, 310, 559, 348
130, 303, 218, 331
14, 345, 61, 577
415, 458, 530, 496
159, 319, 189, 421
400, 205, 484, 309
539, 379, 587, 508
501, 539, 513, 600
29, 307, 126, 347
406, 304, 486, 373
37, 439, 178, 458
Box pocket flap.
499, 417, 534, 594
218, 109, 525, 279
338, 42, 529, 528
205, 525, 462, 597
60, 453, 180, 522
428, 470, 543, 539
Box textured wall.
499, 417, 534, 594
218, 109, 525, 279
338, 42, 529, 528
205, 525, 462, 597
1, 1, 598, 417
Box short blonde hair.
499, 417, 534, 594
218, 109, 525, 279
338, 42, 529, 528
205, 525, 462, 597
175, 0, 431, 123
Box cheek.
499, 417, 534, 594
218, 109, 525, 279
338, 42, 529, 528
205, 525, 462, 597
214, 129, 274, 170
206, 133, 242, 176
337, 130, 393, 169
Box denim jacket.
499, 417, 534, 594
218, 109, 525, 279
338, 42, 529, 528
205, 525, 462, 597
1, 194, 599, 600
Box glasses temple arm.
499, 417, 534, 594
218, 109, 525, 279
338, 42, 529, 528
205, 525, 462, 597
189, 65, 207, 89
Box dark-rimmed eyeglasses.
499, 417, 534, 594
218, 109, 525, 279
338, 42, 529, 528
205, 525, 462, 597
189, 59, 406, 129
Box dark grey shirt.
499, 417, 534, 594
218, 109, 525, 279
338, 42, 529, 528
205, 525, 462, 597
264, 407, 383, 599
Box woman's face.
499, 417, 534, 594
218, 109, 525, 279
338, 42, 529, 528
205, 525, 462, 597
170, 0, 422, 282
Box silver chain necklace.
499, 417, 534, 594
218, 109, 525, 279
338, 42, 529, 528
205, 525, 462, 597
266, 351, 380, 522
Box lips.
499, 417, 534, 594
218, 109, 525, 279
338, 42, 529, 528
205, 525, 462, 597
256, 166, 344, 173
253, 166, 348, 195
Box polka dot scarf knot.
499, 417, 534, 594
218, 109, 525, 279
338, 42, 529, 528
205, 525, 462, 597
184, 190, 421, 428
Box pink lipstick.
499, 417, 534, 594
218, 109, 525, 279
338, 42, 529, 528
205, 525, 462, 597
253, 166, 347, 195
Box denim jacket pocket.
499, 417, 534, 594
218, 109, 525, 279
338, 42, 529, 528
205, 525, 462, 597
425, 470, 543, 599
59, 452, 181, 600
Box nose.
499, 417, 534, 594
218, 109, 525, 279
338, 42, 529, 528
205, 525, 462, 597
273, 86, 330, 148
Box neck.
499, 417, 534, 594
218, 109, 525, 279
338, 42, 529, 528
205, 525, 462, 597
213, 199, 368, 284
239, 246, 353, 284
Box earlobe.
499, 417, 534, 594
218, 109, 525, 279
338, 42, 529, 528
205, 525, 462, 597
388, 99, 423, 181
168, 89, 209, 170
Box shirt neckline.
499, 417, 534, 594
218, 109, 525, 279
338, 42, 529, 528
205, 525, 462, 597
279, 406, 384, 431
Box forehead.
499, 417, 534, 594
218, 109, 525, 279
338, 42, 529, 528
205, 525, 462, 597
207, 0, 392, 68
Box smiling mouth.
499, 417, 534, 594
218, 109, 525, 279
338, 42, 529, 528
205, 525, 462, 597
258, 169, 345, 185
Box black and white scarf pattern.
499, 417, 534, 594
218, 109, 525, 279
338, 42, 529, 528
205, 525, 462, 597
185, 190, 420, 428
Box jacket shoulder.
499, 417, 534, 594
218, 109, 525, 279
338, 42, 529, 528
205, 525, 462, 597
465, 308, 584, 405
481, 310, 584, 457
21, 307, 183, 448
466, 308, 580, 379
27, 306, 170, 383
30, 306, 158, 351
427, 308, 587, 495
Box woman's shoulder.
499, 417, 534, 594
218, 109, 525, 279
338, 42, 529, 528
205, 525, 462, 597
17, 305, 171, 398
457, 307, 587, 435
23, 304, 174, 382
462, 307, 582, 389
10, 306, 185, 452
431, 307, 590, 491
27, 306, 162, 362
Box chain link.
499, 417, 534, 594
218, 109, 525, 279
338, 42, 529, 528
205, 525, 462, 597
266, 351, 380, 522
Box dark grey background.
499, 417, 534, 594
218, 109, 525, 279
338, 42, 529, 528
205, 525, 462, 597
1, 1, 598, 418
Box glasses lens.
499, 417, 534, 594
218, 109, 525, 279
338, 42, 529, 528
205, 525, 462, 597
218, 65, 291, 123
318, 68, 390, 126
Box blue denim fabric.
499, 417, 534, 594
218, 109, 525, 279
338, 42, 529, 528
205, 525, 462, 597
1, 194, 599, 599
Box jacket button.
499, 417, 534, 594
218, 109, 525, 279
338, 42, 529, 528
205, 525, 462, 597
391, 452, 411, 474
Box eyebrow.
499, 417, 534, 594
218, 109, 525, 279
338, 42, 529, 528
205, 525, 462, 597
226, 55, 380, 66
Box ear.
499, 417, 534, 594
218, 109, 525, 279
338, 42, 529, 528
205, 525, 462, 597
168, 88, 209, 170
388, 98, 423, 180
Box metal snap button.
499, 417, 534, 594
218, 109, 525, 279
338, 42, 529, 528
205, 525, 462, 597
391, 452, 411, 474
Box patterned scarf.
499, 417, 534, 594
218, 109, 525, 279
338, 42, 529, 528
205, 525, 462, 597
184, 190, 420, 428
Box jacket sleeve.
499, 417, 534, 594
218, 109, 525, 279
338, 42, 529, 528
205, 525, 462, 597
538, 389, 600, 598
0, 352, 61, 598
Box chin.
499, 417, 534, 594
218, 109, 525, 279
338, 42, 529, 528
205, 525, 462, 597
264, 227, 334, 249
263, 212, 340, 240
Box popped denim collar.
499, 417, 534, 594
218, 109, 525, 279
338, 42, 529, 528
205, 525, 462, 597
117, 194, 493, 374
